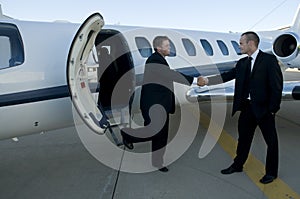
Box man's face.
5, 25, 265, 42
158, 40, 170, 56
239, 35, 250, 55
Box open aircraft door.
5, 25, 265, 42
66, 13, 116, 140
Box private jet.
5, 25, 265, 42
0, 5, 300, 144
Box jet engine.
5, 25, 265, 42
272, 32, 300, 69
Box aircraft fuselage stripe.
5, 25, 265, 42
0, 85, 70, 107
0, 62, 236, 107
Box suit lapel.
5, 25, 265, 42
251, 50, 263, 76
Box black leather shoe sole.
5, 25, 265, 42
221, 166, 243, 174
122, 138, 134, 150
259, 175, 277, 184
158, 167, 169, 172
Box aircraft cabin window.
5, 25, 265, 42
135, 37, 152, 58
231, 40, 241, 55
217, 40, 229, 55
200, 39, 213, 56
169, 39, 176, 57
0, 23, 24, 69
182, 38, 196, 56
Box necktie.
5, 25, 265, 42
245, 57, 252, 99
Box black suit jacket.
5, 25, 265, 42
140, 52, 194, 114
208, 50, 283, 119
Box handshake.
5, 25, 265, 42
197, 76, 208, 86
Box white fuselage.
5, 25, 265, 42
0, 14, 298, 140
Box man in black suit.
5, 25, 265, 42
198, 31, 283, 184
121, 36, 196, 172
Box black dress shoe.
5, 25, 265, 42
221, 166, 243, 175
158, 167, 169, 172
259, 175, 277, 184
122, 138, 134, 150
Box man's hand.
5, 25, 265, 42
197, 76, 208, 86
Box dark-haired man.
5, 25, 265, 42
198, 31, 283, 184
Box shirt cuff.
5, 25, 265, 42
193, 77, 198, 84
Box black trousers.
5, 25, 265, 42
121, 109, 169, 167
232, 102, 279, 176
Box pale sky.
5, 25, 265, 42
1, 0, 299, 32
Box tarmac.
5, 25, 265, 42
0, 70, 299, 199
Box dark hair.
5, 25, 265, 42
153, 36, 169, 52
241, 31, 260, 47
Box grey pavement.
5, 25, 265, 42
0, 70, 299, 199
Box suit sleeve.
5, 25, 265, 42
267, 56, 283, 113
207, 66, 237, 85
145, 61, 194, 86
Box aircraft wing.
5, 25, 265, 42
186, 80, 300, 103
